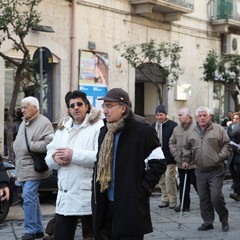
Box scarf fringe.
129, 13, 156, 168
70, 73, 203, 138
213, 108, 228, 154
96, 117, 126, 192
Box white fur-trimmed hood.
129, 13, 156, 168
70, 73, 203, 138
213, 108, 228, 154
57, 107, 102, 130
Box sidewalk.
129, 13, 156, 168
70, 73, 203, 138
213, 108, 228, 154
146, 178, 240, 240
0, 179, 240, 239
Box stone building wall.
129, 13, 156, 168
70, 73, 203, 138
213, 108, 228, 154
0, 0, 221, 153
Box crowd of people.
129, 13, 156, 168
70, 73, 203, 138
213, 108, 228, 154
2, 88, 239, 240
153, 105, 231, 232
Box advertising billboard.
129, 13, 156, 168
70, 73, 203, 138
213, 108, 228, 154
79, 50, 108, 108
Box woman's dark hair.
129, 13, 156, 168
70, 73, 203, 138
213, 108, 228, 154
65, 90, 91, 113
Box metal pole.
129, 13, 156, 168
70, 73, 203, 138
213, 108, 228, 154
178, 171, 188, 229
39, 47, 43, 114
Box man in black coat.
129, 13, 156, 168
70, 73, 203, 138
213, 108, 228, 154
152, 105, 178, 209
92, 88, 166, 240
0, 156, 10, 201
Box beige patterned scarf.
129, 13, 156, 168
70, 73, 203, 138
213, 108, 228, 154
96, 117, 125, 192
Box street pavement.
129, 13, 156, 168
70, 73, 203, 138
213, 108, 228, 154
0, 179, 240, 239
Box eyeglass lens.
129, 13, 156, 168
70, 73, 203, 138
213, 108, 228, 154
69, 102, 83, 108
101, 104, 118, 109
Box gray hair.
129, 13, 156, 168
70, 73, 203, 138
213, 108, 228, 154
179, 107, 192, 118
195, 106, 210, 116
21, 96, 39, 110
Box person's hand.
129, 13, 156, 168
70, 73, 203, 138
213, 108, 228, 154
53, 148, 73, 166
0, 186, 10, 201
182, 162, 189, 170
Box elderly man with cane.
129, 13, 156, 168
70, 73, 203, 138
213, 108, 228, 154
169, 108, 197, 213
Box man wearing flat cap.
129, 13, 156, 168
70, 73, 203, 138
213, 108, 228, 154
91, 88, 166, 240
152, 105, 178, 209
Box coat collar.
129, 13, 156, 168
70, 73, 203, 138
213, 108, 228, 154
23, 112, 40, 126
57, 107, 101, 130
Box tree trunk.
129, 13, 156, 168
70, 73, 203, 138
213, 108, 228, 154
6, 66, 24, 163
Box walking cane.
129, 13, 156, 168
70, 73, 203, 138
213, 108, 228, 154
178, 170, 188, 229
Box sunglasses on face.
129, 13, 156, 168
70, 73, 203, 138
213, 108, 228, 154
69, 102, 84, 109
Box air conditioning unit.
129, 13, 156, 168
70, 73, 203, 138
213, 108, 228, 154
222, 34, 240, 55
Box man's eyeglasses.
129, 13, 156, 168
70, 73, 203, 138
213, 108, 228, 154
101, 103, 119, 109
69, 102, 84, 109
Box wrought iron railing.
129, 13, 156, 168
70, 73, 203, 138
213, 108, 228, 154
162, 0, 194, 10
208, 0, 240, 21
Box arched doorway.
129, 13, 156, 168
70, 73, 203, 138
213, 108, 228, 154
135, 62, 166, 123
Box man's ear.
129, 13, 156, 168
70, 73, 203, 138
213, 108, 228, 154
121, 105, 127, 113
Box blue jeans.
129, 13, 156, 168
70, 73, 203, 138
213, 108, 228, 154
21, 180, 43, 234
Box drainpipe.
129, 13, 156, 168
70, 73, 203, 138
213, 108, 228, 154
70, 0, 77, 90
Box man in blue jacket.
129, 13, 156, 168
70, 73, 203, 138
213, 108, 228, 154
92, 88, 166, 240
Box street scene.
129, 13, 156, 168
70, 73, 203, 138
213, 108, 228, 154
2, 1, 240, 240
0, 179, 240, 240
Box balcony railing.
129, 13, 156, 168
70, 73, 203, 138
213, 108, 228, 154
130, 0, 194, 21
208, 0, 240, 32
208, 0, 240, 22
163, 0, 194, 11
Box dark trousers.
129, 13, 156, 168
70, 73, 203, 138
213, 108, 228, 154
96, 201, 144, 240
228, 153, 237, 183
54, 214, 79, 240
195, 166, 229, 225
81, 215, 94, 238
233, 164, 240, 195
54, 214, 93, 240
178, 168, 198, 209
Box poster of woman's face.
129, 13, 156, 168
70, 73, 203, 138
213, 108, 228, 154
79, 50, 108, 110
79, 50, 108, 86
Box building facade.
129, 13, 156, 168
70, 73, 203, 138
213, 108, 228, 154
1, 0, 239, 154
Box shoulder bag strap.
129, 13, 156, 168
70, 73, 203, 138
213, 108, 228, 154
24, 126, 31, 153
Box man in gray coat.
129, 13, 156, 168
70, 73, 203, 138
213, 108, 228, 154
13, 96, 54, 240
182, 106, 231, 232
